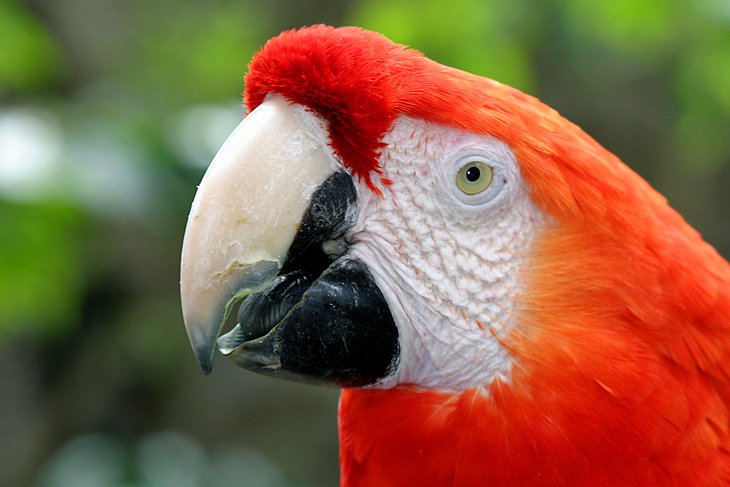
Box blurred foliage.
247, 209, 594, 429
0, 0, 61, 92
0, 201, 84, 339
351, 0, 538, 89
0, 0, 728, 486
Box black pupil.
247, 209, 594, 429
465, 166, 481, 182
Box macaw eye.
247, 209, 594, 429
455, 160, 493, 195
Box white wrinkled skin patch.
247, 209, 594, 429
347, 116, 547, 391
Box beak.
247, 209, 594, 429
180, 95, 337, 373
180, 95, 399, 386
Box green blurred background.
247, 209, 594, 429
1, 0, 729, 485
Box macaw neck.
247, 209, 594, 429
337, 383, 728, 487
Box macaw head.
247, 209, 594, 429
180, 25, 728, 399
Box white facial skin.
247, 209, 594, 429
346, 116, 548, 391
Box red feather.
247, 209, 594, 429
245, 26, 730, 486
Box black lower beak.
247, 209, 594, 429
217, 172, 400, 387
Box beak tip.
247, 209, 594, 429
200, 362, 213, 375
184, 320, 219, 375
194, 345, 214, 375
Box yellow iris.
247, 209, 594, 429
455, 160, 493, 195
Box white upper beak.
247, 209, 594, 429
180, 95, 337, 372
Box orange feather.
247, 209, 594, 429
245, 25, 730, 486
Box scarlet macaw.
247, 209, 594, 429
180, 25, 730, 486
